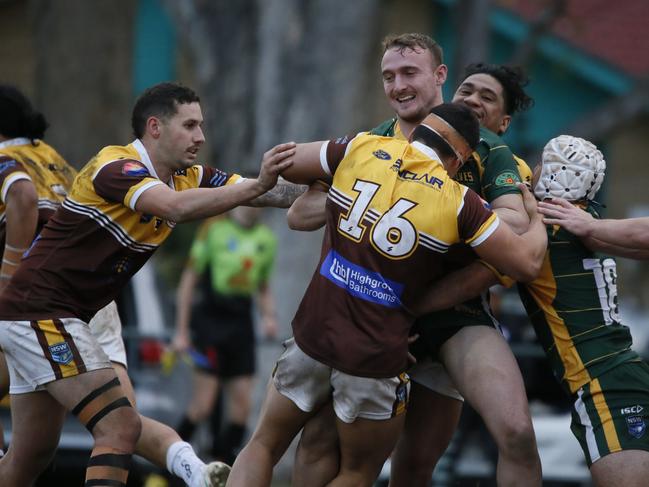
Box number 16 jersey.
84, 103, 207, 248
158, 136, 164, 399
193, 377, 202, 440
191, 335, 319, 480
292, 133, 499, 378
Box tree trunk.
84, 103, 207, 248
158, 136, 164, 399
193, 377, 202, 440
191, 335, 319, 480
166, 0, 383, 173
453, 0, 492, 86
31, 0, 136, 168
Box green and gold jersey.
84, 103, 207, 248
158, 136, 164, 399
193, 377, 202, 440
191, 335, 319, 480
0, 139, 240, 323
190, 216, 277, 297
518, 205, 639, 394
455, 127, 523, 200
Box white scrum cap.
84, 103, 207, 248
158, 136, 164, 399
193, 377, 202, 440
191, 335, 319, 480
534, 134, 606, 201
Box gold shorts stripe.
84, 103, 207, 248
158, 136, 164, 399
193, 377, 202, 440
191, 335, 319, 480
391, 372, 409, 417
591, 378, 621, 452
30, 320, 63, 380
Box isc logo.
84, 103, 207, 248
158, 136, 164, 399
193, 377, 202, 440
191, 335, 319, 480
621, 405, 644, 415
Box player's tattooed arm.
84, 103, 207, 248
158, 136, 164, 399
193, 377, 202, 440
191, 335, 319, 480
247, 178, 308, 208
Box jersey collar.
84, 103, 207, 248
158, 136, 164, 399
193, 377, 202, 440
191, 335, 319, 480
132, 139, 175, 189
411, 140, 441, 163
0, 137, 32, 149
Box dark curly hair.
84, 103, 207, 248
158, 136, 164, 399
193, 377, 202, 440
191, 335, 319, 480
463, 63, 534, 115
0, 84, 48, 141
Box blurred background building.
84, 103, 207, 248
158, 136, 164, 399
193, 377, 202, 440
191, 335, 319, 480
2, 0, 649, 485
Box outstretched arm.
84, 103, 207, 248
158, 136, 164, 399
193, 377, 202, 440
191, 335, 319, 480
279, 141, 329, 184
136, 142, 296, 222
582, 237, 649, 259
247, 178, 308, 208
539, 198, 649, 258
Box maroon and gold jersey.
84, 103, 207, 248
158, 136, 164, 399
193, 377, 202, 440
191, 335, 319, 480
0, 138, 76, 247
0, 139, 240, 322
292, 134, 499, 378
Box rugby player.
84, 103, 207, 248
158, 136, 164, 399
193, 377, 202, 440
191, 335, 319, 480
0, 82, 293, 487
288, 33, 541, 487
424, 135, 649, 486
0, 84, 238, 486
226, 102, 547, 487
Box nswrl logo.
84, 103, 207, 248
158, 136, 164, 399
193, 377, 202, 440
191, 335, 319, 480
626, 416, 646, 439
49, 342, 73, 365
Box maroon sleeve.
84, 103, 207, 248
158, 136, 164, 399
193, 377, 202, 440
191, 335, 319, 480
93, 159, 157, 203
324, 135, 354, 175
198, 166, 238, 188
457, 188, 496, 241
0, 155, 31, 200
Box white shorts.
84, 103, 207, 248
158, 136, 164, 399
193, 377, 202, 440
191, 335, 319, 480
0, 317, 112, 394
408, 357, 464, 402
272, 338, 409, 423
89, 301, 127, 367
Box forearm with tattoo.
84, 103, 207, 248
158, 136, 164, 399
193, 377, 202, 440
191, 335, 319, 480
248, 179, 308, 208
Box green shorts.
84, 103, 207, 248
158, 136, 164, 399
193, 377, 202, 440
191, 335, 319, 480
571, 360, 649, 466
410, 294, 498, 362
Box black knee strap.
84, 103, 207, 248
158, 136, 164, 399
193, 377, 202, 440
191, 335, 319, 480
85, 452, 131, 486
72, 377, 132, 432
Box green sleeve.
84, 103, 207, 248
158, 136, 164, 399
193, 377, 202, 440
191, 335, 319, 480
480, 141, 523, 202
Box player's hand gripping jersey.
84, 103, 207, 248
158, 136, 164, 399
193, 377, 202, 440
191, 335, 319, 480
292, 133, 499, 378
0, 139, 240, 323
0, 138, 76, 246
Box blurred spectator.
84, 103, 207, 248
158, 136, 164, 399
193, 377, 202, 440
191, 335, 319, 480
173, 206, 278, 464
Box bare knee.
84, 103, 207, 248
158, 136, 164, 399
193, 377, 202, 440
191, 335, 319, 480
297, 416, 339, 463
499, 417, 537, 458
92, 405, 142, 452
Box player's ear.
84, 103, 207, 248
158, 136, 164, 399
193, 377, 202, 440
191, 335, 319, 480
434, 64, 448, 86
146, 116, 162, 139
498, 115, 511, 135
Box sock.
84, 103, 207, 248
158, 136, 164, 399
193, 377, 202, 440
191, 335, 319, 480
209, 393, 224, 448
176, 416, 197, 441
166, 441, 206, 487
221, 423, 246, 465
